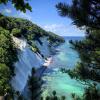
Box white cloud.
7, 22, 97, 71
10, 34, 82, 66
4, 8, 12, 14
43, 24, 65, 32
17, 12, 32, 20
42, 24, 85, 36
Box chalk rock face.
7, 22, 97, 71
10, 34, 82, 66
11, 37, 48, 92
35, 37, 51, 57
11, 36, 52, 92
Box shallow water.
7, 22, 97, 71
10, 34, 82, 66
41, 37, 85, 100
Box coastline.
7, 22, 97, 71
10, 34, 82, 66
43, 57, 53, 67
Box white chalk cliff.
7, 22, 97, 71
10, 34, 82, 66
11, 37, 51, 92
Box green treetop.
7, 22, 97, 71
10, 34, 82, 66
0, 0, 32, 12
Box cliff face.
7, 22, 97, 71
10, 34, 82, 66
11, 36, 54, 92
0, 14, 65, 93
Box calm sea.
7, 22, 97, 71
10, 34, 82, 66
41, 36, 85, 100
49, 36, 83, 69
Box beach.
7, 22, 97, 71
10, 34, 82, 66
43, 57, 53, 67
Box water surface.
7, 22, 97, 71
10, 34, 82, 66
41, 37, 85, 100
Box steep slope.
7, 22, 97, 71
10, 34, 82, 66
11, 37, 44, 92
0, 14, 65, 93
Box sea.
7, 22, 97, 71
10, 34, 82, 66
41, 36, 86, 100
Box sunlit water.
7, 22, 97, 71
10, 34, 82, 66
41, 37, 86, 100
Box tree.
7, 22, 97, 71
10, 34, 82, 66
52, 91, 58, 100
83, 84, 99, 100
0, 64, 10, 82
61, 96, 66, 100
11, 28, 21, 37
0, 64, 11, 95
0, 0, 31, 98
0, 0, 32, 12
0, 28, 18, 67
0, 27, 18, 97
56, 0, 100, 99
56, 0, 100, 29
28, 68, 42, 100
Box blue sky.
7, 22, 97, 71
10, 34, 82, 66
0, 0, 85, 36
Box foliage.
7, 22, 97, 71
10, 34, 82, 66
0, 0, 32, 97
83, 84, 100, 100
0, 27, 18, 67
47, 32, 65, 46
0, 15, 64, 46
0, 64, 10, 80
31, 43, 40, 53
41, 91, 66, 100
0, 64, 11, 95
28, 68, 42, 100
0, 0, 32, 12
11, 28, 21, 37
71, 93, 83, 100
56, 0, 100, 99
0, 27, 18, 95
56, 0, 100, 29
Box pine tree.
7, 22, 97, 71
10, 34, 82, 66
28, 68, 42, 100
56, 0, 100, 99
0, 0, 32, 12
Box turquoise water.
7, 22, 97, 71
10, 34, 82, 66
42, 37, 86, 100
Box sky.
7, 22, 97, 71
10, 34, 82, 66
0, 0, 85, 36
